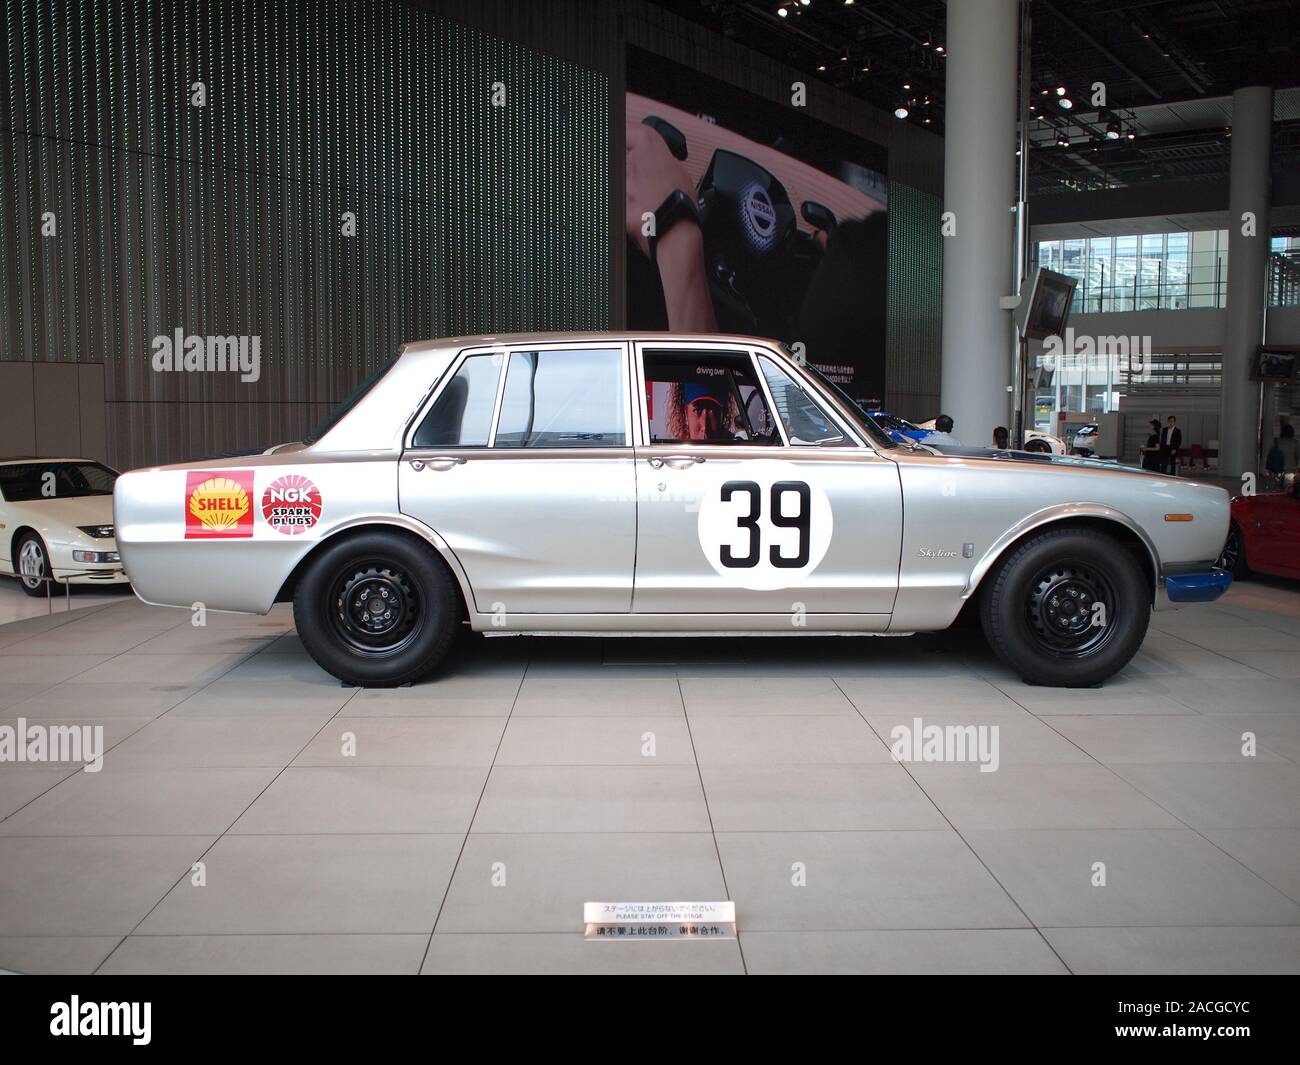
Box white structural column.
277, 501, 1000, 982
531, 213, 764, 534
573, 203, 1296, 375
1219, 85, 1273, 480
940, 0, 1019, 442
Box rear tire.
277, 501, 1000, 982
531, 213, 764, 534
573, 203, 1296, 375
980, 527, 1149, 687
1023, 438, 1051, 454
15, 532, 51, 598
293, 531, 460, 687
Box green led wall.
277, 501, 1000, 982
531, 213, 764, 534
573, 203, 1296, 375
886, 181, 944, 420
0, 0, 610, 467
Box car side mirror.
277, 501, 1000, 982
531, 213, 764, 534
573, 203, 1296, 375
801, 200, 837, 234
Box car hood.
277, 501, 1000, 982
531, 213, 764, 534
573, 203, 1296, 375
925, 444, 1144, 473
5, 494, 115, 525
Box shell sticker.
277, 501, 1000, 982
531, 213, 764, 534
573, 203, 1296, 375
185, 470, 254, 539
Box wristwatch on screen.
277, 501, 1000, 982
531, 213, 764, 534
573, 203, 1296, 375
649, 188, 702, 264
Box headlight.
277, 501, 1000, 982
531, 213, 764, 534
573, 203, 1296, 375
77, 524, 115, 539
72, 549, 120, 563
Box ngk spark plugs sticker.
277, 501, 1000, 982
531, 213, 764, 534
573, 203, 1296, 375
185, 470, 254, 539
696, 460, 832, 590
261, 474, 322, 534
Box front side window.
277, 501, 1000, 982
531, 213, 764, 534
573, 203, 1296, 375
643, 349, 780, 446
495, 348, 626, 447
412, 353, 505, 448
757, 357, 850, 446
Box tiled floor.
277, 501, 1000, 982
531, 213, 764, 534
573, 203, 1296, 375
0, 578, 1298, 974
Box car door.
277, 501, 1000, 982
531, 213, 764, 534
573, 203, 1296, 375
630, 341, 902, 620
398, 341, 638, 615
1252, 490, 1300, 577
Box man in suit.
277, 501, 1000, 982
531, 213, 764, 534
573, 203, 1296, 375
1159, 415, 1182, 474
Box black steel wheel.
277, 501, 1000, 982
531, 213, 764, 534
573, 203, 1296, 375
1024, 559, 1118, 659
981, 526, 1149, 687
294, 530, 459, 686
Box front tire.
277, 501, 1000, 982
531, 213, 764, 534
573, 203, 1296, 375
1218, 522, 1250, 579
293, 531, 460, 686
980, 527, 1149, 687
15, 532, 51, 597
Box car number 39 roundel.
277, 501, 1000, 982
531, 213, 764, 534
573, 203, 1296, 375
696, 460, 833, 590
260, 474, 322, 535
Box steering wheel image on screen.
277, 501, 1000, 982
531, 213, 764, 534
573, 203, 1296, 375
641, 116, 837, 336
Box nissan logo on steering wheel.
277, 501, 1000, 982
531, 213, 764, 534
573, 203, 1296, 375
739, 181, 777, 253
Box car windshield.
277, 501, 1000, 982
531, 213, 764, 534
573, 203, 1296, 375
303, 354, 400, 445
796, 362, 897, 450
0, 461, 118, 502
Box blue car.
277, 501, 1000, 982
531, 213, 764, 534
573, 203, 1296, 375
860, 409, 930, 445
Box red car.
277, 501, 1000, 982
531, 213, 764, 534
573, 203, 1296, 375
1220, 482, 1300, 580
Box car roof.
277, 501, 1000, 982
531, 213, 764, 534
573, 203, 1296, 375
0, 456, 104, 466
400, 331, 783, 352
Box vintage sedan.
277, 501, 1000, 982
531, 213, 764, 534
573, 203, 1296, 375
114, 333, 1232, 688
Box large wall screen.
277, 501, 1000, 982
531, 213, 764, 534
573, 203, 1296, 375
625, 47, 888, 406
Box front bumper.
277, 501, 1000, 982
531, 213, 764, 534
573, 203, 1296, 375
58, 567, 130, 586
1160, 564, 1232, 606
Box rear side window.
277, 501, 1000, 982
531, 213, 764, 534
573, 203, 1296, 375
495, 348, 626, 448
412, 353, 505, 447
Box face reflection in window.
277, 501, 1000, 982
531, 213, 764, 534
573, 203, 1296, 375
683, 383, 728, 442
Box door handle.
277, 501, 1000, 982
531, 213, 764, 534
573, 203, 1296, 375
410, 456, 467, 472
648, 455, 705, 470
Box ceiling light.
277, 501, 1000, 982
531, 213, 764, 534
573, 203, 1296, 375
1055, 86, 1067, 96
1058, 97, 1073, 110
1105, 120, 1121, 140
934, 44, 945, 55
894, 104, 910, 119
778, 6, 788, 16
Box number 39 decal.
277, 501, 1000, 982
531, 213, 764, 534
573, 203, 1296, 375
719, 481, 811, 569
696, 461, 833, 590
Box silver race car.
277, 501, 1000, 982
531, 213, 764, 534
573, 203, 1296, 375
114, 333, 1232, 688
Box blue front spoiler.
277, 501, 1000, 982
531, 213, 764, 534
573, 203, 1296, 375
1163, 566, 1233, 604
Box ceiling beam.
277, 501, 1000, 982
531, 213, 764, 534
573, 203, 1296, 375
1038, 0, 1162, 100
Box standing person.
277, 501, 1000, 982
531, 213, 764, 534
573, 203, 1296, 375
1278, 422, 1299, 472
924, 414, 962, 447
992, 426, 1009, 450
1140, 418, 1163, 471
1159, 415, 1182, 475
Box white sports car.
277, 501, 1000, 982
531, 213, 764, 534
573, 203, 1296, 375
114, 333, 1232, 689
0, 458, 128, 596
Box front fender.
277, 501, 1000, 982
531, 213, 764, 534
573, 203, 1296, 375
964, 502, 1162, 601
